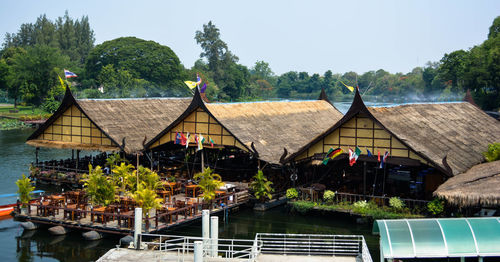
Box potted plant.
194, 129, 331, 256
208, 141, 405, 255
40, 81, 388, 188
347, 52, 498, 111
81, 165, 117, 207
194, 168, 224, 203
250, 170, 274, 202
286, 188, 299, 201
16, 174, 35, 214
132, 184, 162, 217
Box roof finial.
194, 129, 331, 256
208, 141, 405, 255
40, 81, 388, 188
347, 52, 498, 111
463, 89, 479, 108
317, 88, 332, 105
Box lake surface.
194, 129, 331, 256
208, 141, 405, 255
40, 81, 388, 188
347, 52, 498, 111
0, 128, 378, 261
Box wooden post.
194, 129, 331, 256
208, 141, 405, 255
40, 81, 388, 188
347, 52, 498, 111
201, 149, 205, 172
72, 149, 74, 161
363, 161, 367, 198
136, 153, 139, 188
35, 147, 39, 165
76, 150, 80, 170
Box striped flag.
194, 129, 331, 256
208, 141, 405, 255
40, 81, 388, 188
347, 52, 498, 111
64, 69, 77, 78
380, 151, 389, 168
323, 147, 343, 165
209, 136, 214, 147
349, 147, 361, 166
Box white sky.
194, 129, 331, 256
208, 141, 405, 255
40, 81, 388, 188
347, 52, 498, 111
1, 0, 499, 75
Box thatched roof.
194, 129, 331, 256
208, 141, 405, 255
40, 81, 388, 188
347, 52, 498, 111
147, 88, 343, 164
206, 99, 343, 164
77, 98, 191, 153
368, 102, 500, 175
286, 88, 500, 176
27, 88, 191, 153
434, 160, 500, 207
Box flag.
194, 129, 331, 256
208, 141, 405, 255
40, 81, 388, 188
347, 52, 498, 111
322, 147, 343, 165
175, 132, 181, 144
349, 147, 361, 166
378, 150, 381, 162
185, 133, 190, 148
184, 81, 197, 89
209, 136, 214, 147
197, 134, 204, 151
181, 133, 187, 145
366, 148, 373, 157
380, 151, 389, 168
64, 69, 77, 78
58, 75, 66, 91
200, 83, 207, 93
196, 74, 202, 86
340, 80, 354, 92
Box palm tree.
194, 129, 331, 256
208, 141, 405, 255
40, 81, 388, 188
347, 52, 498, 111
250, 170, 274, 202
81, 165, 117, 207
111, 162, 134, 195
194, 168, 224, 202
132, 184, 162, 216
16, 174, 35, 207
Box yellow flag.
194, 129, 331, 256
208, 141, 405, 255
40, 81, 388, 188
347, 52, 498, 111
340, 81, 354, 92
58, 75, 66, 90
184, 81, 197, 89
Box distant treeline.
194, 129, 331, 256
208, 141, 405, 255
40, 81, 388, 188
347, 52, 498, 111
0, 12, 499, 112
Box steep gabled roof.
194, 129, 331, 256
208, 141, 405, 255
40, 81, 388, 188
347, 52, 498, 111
147, 88, 343, 164
368, 102, 500, 176
27, 87, 191, 153
286, 88, 500, 176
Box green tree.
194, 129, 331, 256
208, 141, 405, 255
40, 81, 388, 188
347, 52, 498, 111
251, 61, 275, 80
10, 45, 70, 106
16, 174, 35, 207
82, 165, 117, 207
85, 37, 184, 96
194, 168, 224, 202
438, 50, 468, 92
483, 143, 500, 162
250, 170, 273, 202
488, 16, 500, 39
195, 21, 233, 74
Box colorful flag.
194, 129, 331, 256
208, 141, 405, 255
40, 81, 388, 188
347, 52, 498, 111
380, 151, 389, 168
349, 147, 361, 166
377, 150, 381, 162
181, 133, 187, 145
184, 81, 197, 89
200, 83, 207, 93
340, 80, 354, 92
209, 136, 214, 147
197, 134, 204, 151
366, 148, 373, 157
196, 74, 202, 86
175, 132, 181, 144
58, 75, 66, 90
64, 69, 77, 78
322, 147, 343, 165
185, 133, 190, 148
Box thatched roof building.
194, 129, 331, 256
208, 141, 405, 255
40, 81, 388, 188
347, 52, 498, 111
368, 102, 500, 176
286, 88, 500, 176
27, 88, 191, 153
147, 88, 343, 164
434, 160, 500, 207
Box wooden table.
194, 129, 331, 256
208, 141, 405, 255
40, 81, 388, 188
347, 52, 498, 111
157, 190, 172, 203
92, 206, 106, 223
64, 204, 78, 220
185, 185, 200, 197
50, 195, 65, 206
121, 210, 134, 228
167, 207, 177, 224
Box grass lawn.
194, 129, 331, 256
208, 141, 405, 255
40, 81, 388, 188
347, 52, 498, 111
0, 104, 50, 119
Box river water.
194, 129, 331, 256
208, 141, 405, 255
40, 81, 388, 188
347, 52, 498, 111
0, 128, 378, 261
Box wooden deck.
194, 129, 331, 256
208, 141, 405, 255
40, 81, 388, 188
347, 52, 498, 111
15, 191, 249, 235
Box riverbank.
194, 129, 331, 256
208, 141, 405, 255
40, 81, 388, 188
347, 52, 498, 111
0, 105, 50, 130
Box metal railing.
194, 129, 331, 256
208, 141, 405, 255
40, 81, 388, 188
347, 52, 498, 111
139, 233, 262, 261
255, 233, 372, 261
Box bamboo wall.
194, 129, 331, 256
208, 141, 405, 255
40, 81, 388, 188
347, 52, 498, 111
37, 105, 115, 147
151, 107, 248, 151
295, 113, 428, 164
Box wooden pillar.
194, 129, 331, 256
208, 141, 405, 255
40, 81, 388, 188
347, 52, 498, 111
72, 149, 74, 161
76, 150, 80, 170
35, 147, 40, 165
363, 161, 367, 197
201, 149, 205, 172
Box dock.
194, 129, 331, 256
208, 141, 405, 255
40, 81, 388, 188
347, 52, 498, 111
97, 233, 371, 262
15, 191, 249, 235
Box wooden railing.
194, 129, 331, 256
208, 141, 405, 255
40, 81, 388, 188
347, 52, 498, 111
333, 192, 429, 210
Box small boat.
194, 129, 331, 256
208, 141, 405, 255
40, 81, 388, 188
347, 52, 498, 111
0, 190, 45, 218
0, 204, 16, 217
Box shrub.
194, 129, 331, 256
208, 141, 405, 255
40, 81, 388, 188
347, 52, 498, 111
16, 174, 35, 206
286, 188, 298, 199
483, 142, 500, 162
352, 200, 369, 213
194, 167, 224, 202
250, 170, 274, 202
291, 200, 315, 214
389, 197, 405, 210
427, 198, 445, 216
323, 190, 335, 203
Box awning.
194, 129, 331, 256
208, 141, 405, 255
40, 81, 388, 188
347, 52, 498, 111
373, 217, 500, 259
